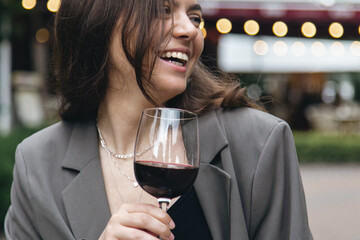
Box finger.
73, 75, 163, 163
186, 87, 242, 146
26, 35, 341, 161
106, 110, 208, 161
101, 223, 161, 240
120, 211, 174, 240
122, 203, 175, 229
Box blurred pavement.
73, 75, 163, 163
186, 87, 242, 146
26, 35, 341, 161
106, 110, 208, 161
301, 164, 360, 240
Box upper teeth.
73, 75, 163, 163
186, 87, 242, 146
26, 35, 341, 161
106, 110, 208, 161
161, 52, 189, 62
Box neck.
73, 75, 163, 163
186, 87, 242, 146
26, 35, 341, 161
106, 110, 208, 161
97, 87, 155, 156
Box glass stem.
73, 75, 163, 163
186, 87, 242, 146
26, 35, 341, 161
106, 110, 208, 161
158, 198, 171, 212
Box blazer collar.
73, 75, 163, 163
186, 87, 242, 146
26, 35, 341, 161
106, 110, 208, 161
198, 109, 228, 164
61, 119, 111, 239
195, 110, 231, 240
62, 119, 99, 171
60, 111, 232, 240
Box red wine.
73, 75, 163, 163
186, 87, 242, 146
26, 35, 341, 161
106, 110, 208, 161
134, 161, 199, 199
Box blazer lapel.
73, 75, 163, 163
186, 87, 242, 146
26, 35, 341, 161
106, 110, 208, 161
58, 111, 246, 240
195, 111, 231, 240
61, 120, 111, 240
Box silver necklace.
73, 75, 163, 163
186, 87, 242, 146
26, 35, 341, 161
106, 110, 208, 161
106, 150, 143, 203
96, 123, 140, 188
97, 123, 152, 159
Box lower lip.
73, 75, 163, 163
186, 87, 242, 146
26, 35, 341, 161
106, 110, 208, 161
159, 58, 187, 73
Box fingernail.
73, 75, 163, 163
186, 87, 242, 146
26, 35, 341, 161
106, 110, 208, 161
169, 220, 175, 229
170, 233, 175, 240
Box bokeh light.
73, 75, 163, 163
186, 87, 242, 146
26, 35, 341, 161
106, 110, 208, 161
201, 27, 207, 39
36, 28, 50, 44
47, 0, 61, 12
199, 21, 204, 30
273, 41, 288, 56
22, 0, 36, 10
350, 41, 360, 56
216, 18, 232, 34
244, 20, 260, 36
253, 40, 268, 55
311, 41, 325, 56
330, 41, 344, 56
272, 21, 288, 37
247, 84, 262, 99
329, 22, 344, 38
301, 22, 317, 38
291, 41, 306, 56
322, 81, 337, 104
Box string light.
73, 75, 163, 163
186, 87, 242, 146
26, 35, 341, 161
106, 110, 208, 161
329, 22, 344, 38
244, 20, 260, 36
200, 21, 205, 30
22, 0, 36, 10
302, 22, 317, 38
47, 0, 61, 12
216, 18, 232, 34
201, 27, 207, 39
272, 21, 288, 37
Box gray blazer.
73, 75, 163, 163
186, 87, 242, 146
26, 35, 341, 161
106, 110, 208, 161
4, 107, 313, 240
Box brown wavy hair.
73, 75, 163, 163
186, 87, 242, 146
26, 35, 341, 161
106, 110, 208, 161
52, 0, 260, 121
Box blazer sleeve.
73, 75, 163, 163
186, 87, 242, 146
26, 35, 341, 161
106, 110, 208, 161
249, 121, 313, 240
4, 144, 41, 240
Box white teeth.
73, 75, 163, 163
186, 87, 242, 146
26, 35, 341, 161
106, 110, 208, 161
169, 60, 184, 66
160, 51, 189, 62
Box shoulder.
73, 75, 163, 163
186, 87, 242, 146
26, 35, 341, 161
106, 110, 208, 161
217, 107, 289, 138
19, 121, 75, 160
214, 107, 294, 162
220, 107, 283, 128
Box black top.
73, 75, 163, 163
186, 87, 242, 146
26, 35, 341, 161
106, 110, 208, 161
167, 187, 213, 239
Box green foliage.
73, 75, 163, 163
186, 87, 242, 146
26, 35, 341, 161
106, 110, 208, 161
0, 0, 25, 14
0, 126, 41, 233
293, 131, 360, 163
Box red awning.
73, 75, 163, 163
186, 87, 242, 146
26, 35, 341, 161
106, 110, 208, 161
202, 1, 360, 23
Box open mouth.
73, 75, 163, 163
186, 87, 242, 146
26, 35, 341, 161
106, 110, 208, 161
159, 51, 189, 67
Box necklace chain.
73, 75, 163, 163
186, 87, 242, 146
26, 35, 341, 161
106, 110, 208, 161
96, 123, 143, 188
106, 151, 143, 204
97, 123, 152, 159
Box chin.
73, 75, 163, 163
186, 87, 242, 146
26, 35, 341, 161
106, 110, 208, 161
156, 82, 187, 103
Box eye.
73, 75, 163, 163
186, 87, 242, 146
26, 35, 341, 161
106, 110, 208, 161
164, 5, 171, 15
189, 15, 203, 28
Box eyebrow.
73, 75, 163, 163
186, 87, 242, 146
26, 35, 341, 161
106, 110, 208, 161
189, 4, 202, 12
171, 0, 203, 12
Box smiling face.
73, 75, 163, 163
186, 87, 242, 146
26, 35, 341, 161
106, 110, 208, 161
107, 0, 204, 106
152, 0, 204, 103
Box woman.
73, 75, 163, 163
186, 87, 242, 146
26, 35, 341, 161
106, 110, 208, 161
5, 0, 313, 239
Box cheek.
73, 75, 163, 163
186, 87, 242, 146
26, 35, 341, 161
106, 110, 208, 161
186, 36, 204, 78
193, 34, 204, 64
197, 34, 205, 55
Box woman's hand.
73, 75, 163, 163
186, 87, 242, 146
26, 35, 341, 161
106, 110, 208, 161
99, 203, 175, 240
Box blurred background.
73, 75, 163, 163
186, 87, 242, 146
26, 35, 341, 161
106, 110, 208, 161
1, 0, 360, 239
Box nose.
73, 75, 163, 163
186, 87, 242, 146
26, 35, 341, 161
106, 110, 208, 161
172, 14, 198, 41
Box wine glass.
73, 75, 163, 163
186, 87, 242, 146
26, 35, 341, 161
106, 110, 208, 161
134, 108, 199, 212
